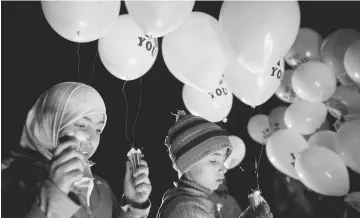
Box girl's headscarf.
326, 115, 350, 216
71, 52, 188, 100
19, 82, 107, 160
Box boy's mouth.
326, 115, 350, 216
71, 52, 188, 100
216, 178, 224, 182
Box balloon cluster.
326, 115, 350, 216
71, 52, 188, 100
41, 1, 303, 122
41, 1, 360, 197
246, 27, 360, 197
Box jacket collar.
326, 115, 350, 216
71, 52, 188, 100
176, 178, 212, 196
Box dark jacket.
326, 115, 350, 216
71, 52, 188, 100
209, 185, 243, 218
156, 179, 272, 218
2, 152, 150, 218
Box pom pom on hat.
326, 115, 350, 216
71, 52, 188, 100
170, 110, 188, 122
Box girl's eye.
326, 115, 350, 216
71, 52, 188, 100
75, 124, 87, 128
210, 160, 218, 164
96, 129, 102, 134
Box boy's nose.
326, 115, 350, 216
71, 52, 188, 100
219, 163, 227, 173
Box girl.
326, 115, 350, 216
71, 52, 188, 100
2, 82, 152, 218
156, 111, 273, 218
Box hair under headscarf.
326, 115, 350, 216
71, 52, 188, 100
19, 82, 107, 160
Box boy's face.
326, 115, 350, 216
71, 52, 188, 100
185, 148, 228, 191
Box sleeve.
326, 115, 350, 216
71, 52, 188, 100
166, 205, 213, 218
37, 180, 81, 218
110, 188, 151, 218
2, 173, 79, 218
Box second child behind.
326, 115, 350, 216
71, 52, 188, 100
156, 111, 273, 218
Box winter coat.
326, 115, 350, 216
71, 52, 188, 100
156, 178, 272, 218
209, 188, 243, 218
1, 153, 150, 218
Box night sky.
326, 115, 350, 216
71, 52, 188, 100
2, 1, 360, 217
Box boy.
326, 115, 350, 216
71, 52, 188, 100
157, 111, 273, 218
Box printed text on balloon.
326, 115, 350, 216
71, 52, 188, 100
138, 36, 157, 57
271, 61, 283, 80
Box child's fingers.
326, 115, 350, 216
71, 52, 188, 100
133, 165, 149, 177
135, 183, 152, 194
134, 174, 150, 187
54, 139, 79, 157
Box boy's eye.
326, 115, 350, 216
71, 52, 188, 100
96, 129, 102, 134
210, 160, 218, 164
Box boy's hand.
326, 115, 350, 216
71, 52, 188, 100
123, 160, 152, 204
241, 197, 273, 218
345, 192, 360, 213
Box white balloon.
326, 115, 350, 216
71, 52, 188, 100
336, 119, 360, 174
268, 106, 288, 131
98, 15, 158, 81
275, 69, 300, 103
266, 129, 308, 179
285, 28, 323, 68
292, 61, 337, 103
321, 29, 360, 85
42, 1, 120, 43
284, 100, 327, 135
295, 146, 350, 196
344, 40, 360, 84
225, 59, 285, 107
182, 79, 233, 122
162, 12, 229, 92
125, 0, 195, 38
225, 135, 246, 170
308, 130, 338, 153
247, 114, 272, 145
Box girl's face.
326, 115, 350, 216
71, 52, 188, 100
185, 148, 228, 191
58, 113, 105, 159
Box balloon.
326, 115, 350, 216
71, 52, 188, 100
41, 1, 120, 43
344, 40, 360, 84
125, 0, 194, 38
336, 119, 360, 174
325, 85, 360, 120
266, 129, 308, 179
285, 28, 323, 68
182, 79, 233, 122
162, 12, 228, 92
224, 135, 246, 170
219, 1, 300, 74
224, 59, 285, 107
303, 119, 331, 141
275, 69, 300, 103
284, 100, 327, 135
247, 114, 272, 145
308, 130, 338, 153
292, 61, 337, 102
268, 106, 288, 131
98, 15, 158, 81
321, 29, 360, 85
295, 146, 350, 196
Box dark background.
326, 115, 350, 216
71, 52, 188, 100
2, 1, 360, 218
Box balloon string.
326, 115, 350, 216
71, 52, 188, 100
122, 81, 132, 147
77, 43, 81, 81
256, 144, 264, 190
132, 77, 143, 147
89, 51, 98, 83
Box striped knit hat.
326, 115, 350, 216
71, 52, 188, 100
165, 111, 232, 178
